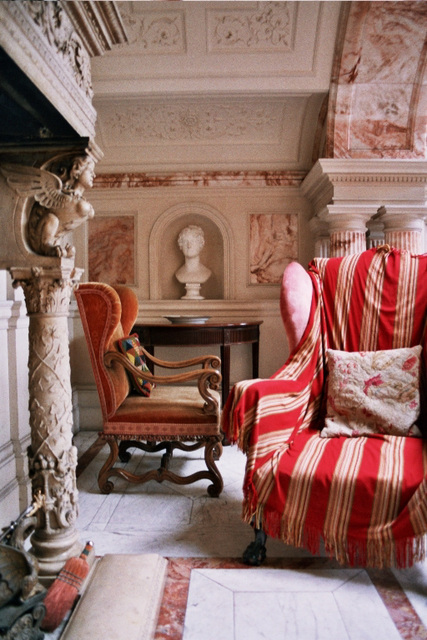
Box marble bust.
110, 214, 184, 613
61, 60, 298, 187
175, 225, 211, 299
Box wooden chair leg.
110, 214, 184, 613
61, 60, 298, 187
98, 438, 119, 494
205, 439, 223, 497
98, 437, 224, 498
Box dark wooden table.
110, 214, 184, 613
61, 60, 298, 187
134, 321, 263, 405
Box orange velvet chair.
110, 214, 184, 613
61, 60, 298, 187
75, 282, 223, 497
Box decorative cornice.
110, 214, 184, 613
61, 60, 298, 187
302, 158, 427, 213
93, 170, 306, 189
306, 159, 427, 183
64, 1, 128, 56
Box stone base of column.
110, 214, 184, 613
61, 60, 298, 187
30, 521, 83, 580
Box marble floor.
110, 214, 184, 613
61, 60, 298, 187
71, 431, 427, 640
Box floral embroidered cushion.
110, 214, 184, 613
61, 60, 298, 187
117, 334, 155, 397
321, 345, 422, 438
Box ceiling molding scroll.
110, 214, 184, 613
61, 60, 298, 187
90, 1, 341, 172
115, 4, 185, 54
207, 1, 297, 53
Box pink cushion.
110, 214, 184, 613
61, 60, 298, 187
280, 262, 313, 353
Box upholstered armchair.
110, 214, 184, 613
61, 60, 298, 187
75, 282, 223, 497
222, 246, 427, 568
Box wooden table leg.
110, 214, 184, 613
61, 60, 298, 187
220, 344, 231, 406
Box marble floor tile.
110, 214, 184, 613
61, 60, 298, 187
183, 568, 402, 640
71, 432, 427, 640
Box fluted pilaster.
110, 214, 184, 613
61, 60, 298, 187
376, 208, 426, 254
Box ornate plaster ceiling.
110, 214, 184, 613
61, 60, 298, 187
91, 1, 342, 173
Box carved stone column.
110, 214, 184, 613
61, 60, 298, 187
10, 262, 83, 577
309, 215, 330, 258
326, 207, 372, 257
375, 207, 426, 254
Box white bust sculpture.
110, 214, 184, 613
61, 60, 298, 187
175, 225, 211, 299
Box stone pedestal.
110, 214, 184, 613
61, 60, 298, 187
182, 282, 204, 300
10, 263, 83, 576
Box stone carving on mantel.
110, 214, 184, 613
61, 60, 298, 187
175, 225, 211, 300
20, 0, 93, 99
1, 155, 95, 258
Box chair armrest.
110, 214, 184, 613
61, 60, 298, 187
137, 344, 221, 372
104, 351, 221, 414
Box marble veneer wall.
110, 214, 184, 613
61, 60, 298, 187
70, 172, 312, 430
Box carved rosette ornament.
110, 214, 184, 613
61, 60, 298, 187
10, 264, 83, 576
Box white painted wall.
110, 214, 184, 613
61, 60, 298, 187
0, 270, 31, 530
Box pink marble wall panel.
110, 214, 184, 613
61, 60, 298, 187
93, 171, 305, 190
88, 216, 135, 285
328, 1, 427, 159
249, 213, 298, 284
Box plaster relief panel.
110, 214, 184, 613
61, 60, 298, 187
207, 1, 296, 52
94, 94, 317, 171
99, 97, 283, 145
249, 213, 298, 284
88, 215, 135, 285
116, 4, 186, 54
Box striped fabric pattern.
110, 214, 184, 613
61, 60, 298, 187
222, 247, 427, 568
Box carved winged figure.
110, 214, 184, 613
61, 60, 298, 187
1, 155, 95, 257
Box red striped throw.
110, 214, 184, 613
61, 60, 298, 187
222, 247, 427, 568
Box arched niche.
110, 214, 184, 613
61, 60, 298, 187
149, 202, 234, 300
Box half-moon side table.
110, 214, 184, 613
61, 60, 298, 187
134, 321, 263, 406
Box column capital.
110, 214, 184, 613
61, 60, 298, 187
321, 205, 374, 232
10, 263, 83, 316
375, 206, 426, 231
